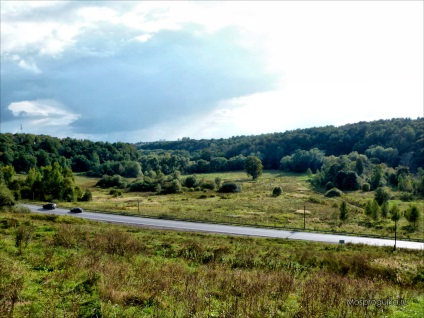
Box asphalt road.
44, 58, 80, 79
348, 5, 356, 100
22, 204, 424, 250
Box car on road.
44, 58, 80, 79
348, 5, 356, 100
43, 203, 57, 210
70, 207, 83, 213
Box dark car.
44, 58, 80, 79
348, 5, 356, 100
43, 203, 57, 210
70, 207, 83, 213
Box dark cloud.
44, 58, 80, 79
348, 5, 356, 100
2, 24, 279, 135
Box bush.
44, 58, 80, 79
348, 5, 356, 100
361, 183, 370, 192
184, 175, 198, 188
79, 189, 93, 202
0, 184, 15, 208
325, 182, 334, 190
324, 188, 343, 198
374, 187, 390, 205
218, 182, 241, 193
200, 181, 216, 190
96, 175, 127, 189
109, 189, 123, 197
272, 186, 283, 197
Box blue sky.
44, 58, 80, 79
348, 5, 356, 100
1, 1, 423, 142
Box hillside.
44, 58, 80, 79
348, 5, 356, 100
137, 117, 424, 170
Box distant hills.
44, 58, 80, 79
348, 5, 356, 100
1, 117, 423, 173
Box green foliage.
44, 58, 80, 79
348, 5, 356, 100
214, 177, 222, 188
370, 164, 386, 190
374, 187, 391, 205
355, 158, 364, 175
381, 201, 389, 218
390, 204, 401, 222
362, 183, 370, 192
15, 224, 35, 253
324, 188, 343, 198
96, 175, 127, 189
404, 205, 420, 228
280, 148, 325, 173
80, 189, 93, 202
109, 189, 123, 197
200, 180, 215, 191
184, 175, 198, 188
218, 182, 241, 193
244, 155, 263, 180
272, 186, 283, 197
339, 201, 348, 221
334, 170, 361, 191
161, 179, 182, 194
364, 199, 380, 220
0, 183, 15, 207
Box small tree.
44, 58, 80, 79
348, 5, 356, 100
244, 156, 263, 180
364, 199, 380, 220
339, 201, 348, 222
214, 177, 222, 188
374, 187, 390, 206
390, 204, 401, 251
381, 201, 389, 218
355, 158, 364, 175
405, 205, 420, 229
306, 168, 313, 177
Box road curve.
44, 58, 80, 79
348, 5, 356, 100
21, 204, 424, 250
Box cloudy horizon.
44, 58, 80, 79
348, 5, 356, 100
1, 1, 423, 143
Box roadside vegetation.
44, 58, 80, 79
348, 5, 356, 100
1, 206, 423, 317
19, 170, 419, 241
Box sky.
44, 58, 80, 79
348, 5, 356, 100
1, 1, 423, 143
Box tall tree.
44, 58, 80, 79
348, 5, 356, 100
244, 155, 263, 180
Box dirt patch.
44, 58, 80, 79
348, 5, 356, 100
294, 209, 311, 214
296, 187, 309, 191
291, 193, 307, 198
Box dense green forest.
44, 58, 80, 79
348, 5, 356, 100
1, 118, 424, 203
137, 118, 424, 171
1, 118, 423, 175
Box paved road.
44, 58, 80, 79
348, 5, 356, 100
22, 204, 424, 250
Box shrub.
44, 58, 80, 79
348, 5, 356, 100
325, 181, 334, 190
96, 174, 127, 189
324, 188, 343, 197
0, 184, 15, 208
79, 189, 93, 202
272, 186, 283, 197
374, 187, 390, 205
200, 181, 215, 190
109, 189, 123, 197
361, 183, 370, 192
184, 175, 198, 188
218, 182, 241, 193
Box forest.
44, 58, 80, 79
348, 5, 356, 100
0, 117, 424, 204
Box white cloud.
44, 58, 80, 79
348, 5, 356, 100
1, 1, 422, 142
8, 99, 80, 126
18, 59, 41, 74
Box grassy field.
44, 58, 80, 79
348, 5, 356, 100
1, 207, 423, 317
40, 171, 424, 241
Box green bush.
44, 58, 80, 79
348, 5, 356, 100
361, 183, 370, 192
200, 181, 215, 191
324, 188, 343, 198
272, 186, 283, 197
218, 182, 241, 193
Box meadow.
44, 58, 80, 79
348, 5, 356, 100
1, 206, 423, 317
52, 171, 423, 241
